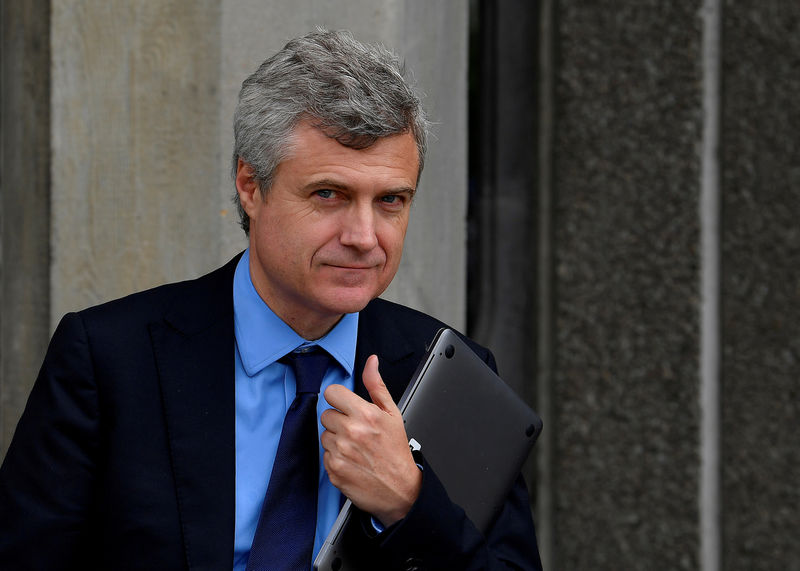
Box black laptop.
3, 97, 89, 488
314, 328, 543, 571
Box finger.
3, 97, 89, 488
362, 355, 398, 413
322, 383, 363, 416
320, 429, 335, 452
320, 407, 347, 433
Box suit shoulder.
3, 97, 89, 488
362, 297, 447, 329
73, 255, 240, 332
362, 298, 493, 363
77, 281, 181, 324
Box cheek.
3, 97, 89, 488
378, 221, 408, 262
303, 221, 346, 261
254, 219, 299, 272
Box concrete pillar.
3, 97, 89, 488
0, 0, 52, 458
529, 2, 799, 569
467, 0, 543, 554
720, 3, 800, 569
50, 1, 225, 327
547, 2, 704, 568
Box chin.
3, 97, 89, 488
320, 287, 382, 315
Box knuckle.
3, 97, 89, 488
363, 405, 385, 427
320, 431, 332, 449
342, 422, 362, 441
325, 453, 346, 477
336, 438, 355, 458
346, 423, 375, 446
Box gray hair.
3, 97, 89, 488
232, 28, 429, 234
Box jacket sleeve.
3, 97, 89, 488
373, 453, 543, 571
0, 312, 99, 570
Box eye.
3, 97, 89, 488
315, 189, 335, 199
380, 194, 405, 205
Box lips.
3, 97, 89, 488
327, 264, 375, 270
320, 257, 384, 270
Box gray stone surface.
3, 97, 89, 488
550, 2, 703, 568
720, 3, 800, 569
470, 0, 539, 404
0, 0, 51, 457
50, 1, 224, 327
466, 0, 543, 552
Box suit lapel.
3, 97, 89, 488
353, 299, 427, 404
149, 256, 239, 571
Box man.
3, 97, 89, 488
0, 30, 542, 570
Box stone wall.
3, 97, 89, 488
548, 2, 703, 568
0, 0, 52, 461
534, 1, 798, 569
720, 3, 800, 569
471, 1, 798, 569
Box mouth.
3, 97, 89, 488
323, 261, 381, 270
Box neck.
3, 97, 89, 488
282, 312, 343, 341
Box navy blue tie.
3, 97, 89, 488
246, 347, 331, 571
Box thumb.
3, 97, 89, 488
362, 354, 398, 413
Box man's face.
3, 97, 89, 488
236, 120, 419, 338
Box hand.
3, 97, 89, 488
320, 355, 422, 526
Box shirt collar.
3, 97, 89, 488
233, 248, 358, 377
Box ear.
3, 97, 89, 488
235, 159, 262, 218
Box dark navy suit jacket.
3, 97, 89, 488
0, 255, 542, 570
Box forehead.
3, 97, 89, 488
278, 121, 420, 188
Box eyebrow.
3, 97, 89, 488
304, 178, 417, 196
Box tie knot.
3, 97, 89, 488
282, 347, 330, 395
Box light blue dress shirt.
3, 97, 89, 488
232, 249, 358, 570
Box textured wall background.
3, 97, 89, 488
720, 2, 800, 569
0, 0, 52, 462
550, 3, 703, 568
526, 0, 799, 569
50, 1, 224, 327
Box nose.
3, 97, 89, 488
340, 202, 378, 252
